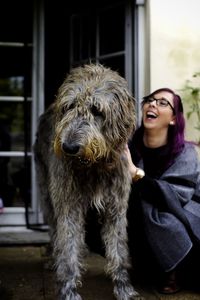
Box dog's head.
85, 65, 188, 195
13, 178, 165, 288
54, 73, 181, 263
53, 64, 136, 167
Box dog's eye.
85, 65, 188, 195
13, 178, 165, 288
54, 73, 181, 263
61, 103, 75, 115
90, 105, 104, 118
68, 103, 75, 110
61, 106, 67, 115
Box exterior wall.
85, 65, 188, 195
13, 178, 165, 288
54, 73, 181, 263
149, 0, 200, 143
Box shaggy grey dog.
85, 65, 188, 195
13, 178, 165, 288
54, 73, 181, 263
34, 64, 140, 300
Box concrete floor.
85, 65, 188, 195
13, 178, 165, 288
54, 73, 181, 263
0, 244, 200, 300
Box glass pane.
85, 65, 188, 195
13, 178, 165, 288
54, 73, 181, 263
99, 4, 125, 55
0, 156, 31, 208
100, 55, 125, 77
81, 15, 96, 59
0, 47, 32, 97
0, 76, 24, 97
72, 16, 81, 61
0, 1, 33, 43
71, 14, 96, 62
0, 101, 31, 152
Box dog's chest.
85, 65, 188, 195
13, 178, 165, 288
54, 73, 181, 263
74, 167, 108, 188
73, 166, 118, 194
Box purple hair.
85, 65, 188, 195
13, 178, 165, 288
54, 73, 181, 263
132, 88, 185, 169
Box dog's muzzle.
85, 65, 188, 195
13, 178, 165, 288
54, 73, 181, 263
62, 142, 91, 165
78, 157, 91, 165
62, 142, 80, 155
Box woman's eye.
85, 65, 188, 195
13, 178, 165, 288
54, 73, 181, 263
159, 100, 168, 106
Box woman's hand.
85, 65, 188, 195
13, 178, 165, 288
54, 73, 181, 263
123, 144, 137, 178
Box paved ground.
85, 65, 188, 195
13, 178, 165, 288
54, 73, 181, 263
0, 245, 200, 300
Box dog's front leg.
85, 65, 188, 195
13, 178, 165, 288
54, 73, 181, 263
101, 203, 140, 300
53, 205, 86, 300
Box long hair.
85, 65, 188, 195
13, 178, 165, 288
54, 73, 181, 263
132, 88, 185, 169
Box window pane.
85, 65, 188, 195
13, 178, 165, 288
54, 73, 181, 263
71, 16, 81, 61
100, 55, 125, 77
0, 156, 31, 208
0, 76, 24, 97
71, 14, 96, 61
0, 1, 33, 43
99, 4, 125, 55
81, 15, 96, 59
0, 47, 32, 97
0, 101, 31, 152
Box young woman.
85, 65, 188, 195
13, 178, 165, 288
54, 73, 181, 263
125, 88, 200, 294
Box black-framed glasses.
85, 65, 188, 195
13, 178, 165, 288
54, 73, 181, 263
142, 97, 175, 114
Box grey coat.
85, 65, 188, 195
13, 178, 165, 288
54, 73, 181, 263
137, 143, 200, 272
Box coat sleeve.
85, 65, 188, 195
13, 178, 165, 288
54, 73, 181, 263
159, 143, 200, 206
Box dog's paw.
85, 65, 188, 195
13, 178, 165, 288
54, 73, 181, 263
114, 281, 140, 300
59, 283, 83, 300
132, 296, 146, 300
60, 292, 82, 300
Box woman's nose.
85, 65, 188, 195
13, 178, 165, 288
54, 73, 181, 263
149, 100, 157, 107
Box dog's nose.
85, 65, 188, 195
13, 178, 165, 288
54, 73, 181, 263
62, 142, 80, 154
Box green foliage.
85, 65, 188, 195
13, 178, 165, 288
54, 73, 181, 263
181, 72, 200, 143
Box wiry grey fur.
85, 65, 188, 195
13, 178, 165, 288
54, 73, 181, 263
34, 64, 140, 300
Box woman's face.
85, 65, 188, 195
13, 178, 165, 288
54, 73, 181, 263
142, 91, 176, 131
